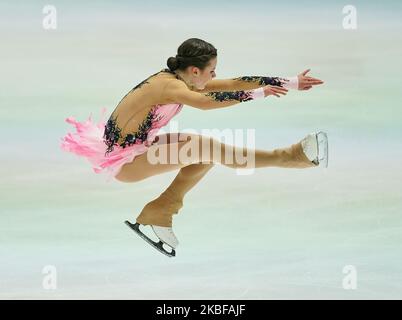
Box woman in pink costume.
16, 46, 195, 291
60, 38, 327, 257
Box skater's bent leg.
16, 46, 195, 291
136, 162, 215, 227
164, 162, 215, 201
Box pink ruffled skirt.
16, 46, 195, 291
60, 104, 183, 182
60, 107, 156, 182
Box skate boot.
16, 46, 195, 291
125, 190, 183, 258
125, 221, 178, 258
301, 131, 329, 168
152, 225, 179, 249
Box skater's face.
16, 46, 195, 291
189, 57, 217, 90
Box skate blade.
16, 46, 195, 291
316, 131, 328, 168
124, 220, 176, 258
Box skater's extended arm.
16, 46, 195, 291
196, 69, 324, 93
162, 80, 288, 111
195, 75, 297, 93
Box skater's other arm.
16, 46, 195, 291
195, 69, 324, 93
195, 76, 296, 93
162, 80, 288, 111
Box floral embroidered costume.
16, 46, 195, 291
60, 68, 319, 237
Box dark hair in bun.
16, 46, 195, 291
167, 38, 217, 72
167, 56, 180, 71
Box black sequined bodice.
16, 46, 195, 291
103, 68, 181, 156
103, 106, 162, 155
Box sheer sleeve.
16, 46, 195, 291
162, 80, 265, 111
197, 75, 298, 93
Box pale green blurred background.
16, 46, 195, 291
1, 0, 401, 299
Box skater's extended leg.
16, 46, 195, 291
181, 133, 319, 170
116, 132, 317, 183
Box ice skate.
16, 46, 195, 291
301, 131, 328, 168
124, 220, 178, 258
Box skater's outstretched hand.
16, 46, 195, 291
263, 85, 288, 98
297, 69, 324, 91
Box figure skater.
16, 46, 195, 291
60, 38, 327, 257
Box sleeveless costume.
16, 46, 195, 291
60, 68, 318, 229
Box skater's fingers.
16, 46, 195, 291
272, 87, 288, 94
267, 86, 287, 94
273, 86, 288, 91
265, 86, 287, 97
274, 89, 287, 95
301, 77, 322, 83
307, 79, 324, 85
276, 88, 288, 94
